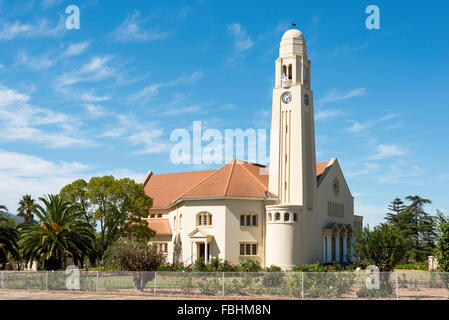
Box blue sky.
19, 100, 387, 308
0, 0, 448, 227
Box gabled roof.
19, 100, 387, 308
145, 218, 172, 235
145, 159, 332, 209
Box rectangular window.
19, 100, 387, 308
158, 214, 162, 218
252, 215, 257, 226
246, 215, 251, 226
198, 215, 202, 226
209, 214, 212, 225
240, 215, 245, 226
240, 243, 258, 256
164, 243, 168, 253
251, 244, 257, 255
150, 214, 155, 218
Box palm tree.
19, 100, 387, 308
0, 204, 7, 212
0, 215, 18, 267
18, 194, 96, 270
17, 195, 38, 223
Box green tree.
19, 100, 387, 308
436, 210, 449, 272
0, 204, 8, 211
60, 176, 154, 264
109, 238, 166, 291
0, 214, 18, 269
384, 196, 437, 261
18, 194, 96, 270
59, 179, 90, 224
354, 223, 406, 294
17, 195, 39, 223
385, 198, 406, 224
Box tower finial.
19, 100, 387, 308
291, 22, 296, 28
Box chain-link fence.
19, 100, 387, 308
1, 271, 449, 299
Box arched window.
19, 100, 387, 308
179, 214, 183, 229
282, 65, 287, 79
197, 212, 212, 226
268, 212, 272, 222
174, 216, 177, 229
275, 212, 281, 221
284, 212, 290, 222
288, 64, 292, 80
293, 213, 298, 222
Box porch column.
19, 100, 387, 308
204, 239, 208, 264
342, 233, 348, 263
322, 237, 327, 263
326, 235, 332, 263
190, 241, 194, 264
335, 231, 340, 263
350, 236, 354, 259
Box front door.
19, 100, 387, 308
198, 243, 205, 261
197, 243, 210, 262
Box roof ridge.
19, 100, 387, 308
240, 162, 269, 191
177, 162, 229, 199
223, 159, 237, 195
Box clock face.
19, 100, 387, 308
282, 92, 292, 104
304, 94, 309, 105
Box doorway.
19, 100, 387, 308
197, 242, 210, 262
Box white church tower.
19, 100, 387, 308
265, 28, 319, 269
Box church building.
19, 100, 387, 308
143, 28, 363, 269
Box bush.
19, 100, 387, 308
394, 262, 428, 270
198, 277, 221, 295
158, 262, 192, 272
265, 265, 282, 272
239, 259, 262, 272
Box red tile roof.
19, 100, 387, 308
145, 219, 172, 235
144, 159, 331, 209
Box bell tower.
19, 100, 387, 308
265, 28, 317, 269
268, 28, 317, 208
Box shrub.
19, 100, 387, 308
158, 262, 192, 272
239, 259, 262, 272
198, 277, 221, 295
394, 262, 428, 270
265, 265, 282, 272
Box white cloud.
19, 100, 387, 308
0, 84, 29, 106
0, 150, 144, 213
320, 87, 366, 105
64, 41, 91, 56
354, 202, 387, 228
130, 84, 162, 104
80, 89, 110, 102
16, 51, 55, 70
164, 105, 200, 115
112, 10, 169, 42
0, 84, 91, 148
368, 144, 407, 160
315, 109, 341, 121
0, 17, 66, 40
227, 23, 254, 52
346, 114, 399, 135
57, 56, 116, 86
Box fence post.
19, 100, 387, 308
301, 272, 304, 299
45, 271, 48, 291
395, 272, 399, 300
222, 272, 225, 296
96, 271, 99, 292
154, 271, 157, 295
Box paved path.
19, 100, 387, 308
0, 290, 201, 300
